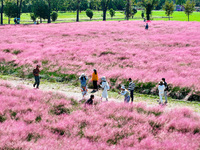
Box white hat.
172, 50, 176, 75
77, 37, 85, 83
101, 76, 106, 81
121, 86, 125, 90
81, 73, 85, 76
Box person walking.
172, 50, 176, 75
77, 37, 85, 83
33, 65, 40, 89
100, 76, 109, 101
118, 86, 130, 103
158, 81, 165, 105
91, 69, 98, 93
85, 95, 94, 106
128, 78, 135, 103
162, 78, 168, 104
79, 73, 88, 100
145, 23, 148, 30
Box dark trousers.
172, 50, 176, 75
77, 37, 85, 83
93, 81, 98, 90
130, 90, 134, 102
34, 76, 40, 88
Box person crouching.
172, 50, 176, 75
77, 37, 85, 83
118, 86, 130, 103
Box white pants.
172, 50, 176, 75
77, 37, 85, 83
159, 92, 164, 104
164, 91, 167, 103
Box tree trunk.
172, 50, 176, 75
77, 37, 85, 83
48, 0, 51, 23
19, 0, 22, 18
17, 0, 19, 18
8, 18, 10, 24
103, 9, 106, 21
169, 15, 170, 20
146, 14, 150, 21
76, 0, 80, 22
188, 15, 189, 21
40, 18, 42, 23
126, 0, 130, 20
1, 0, 3, 25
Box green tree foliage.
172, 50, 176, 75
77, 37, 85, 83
30, 13, 37, 21
140, 0, 159, 20
109, 8, 115, 18
131, 8, 137, 18
163, 0, 175, 20
176, 0, 186, 5
51, 11, 58, 21
32, 0, 49, 23
184, 0, 196, 21
86, 8, 93, 20
4, 2, 18, 24
141, 11, 144, 18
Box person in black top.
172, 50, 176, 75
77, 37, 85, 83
33, 65, 40, 89
162, 78, 168, 104
85, 95, 94, 106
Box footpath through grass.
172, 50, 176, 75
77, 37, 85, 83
1, 74, 200, 113
1, 10, 200, 24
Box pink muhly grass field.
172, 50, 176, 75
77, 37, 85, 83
0, 81, 200, 149
0, 21, 200, 90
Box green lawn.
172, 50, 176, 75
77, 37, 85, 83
1, 10, 200, 24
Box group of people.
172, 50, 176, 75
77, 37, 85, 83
32, 65, 168, 106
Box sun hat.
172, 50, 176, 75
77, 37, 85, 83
121, 86, 125, 90
101, 76, 106, 81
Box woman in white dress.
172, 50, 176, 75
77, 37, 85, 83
158, 81, 165, 105
100, 76, 109, 101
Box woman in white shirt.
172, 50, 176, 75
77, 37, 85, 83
100, 76, 109, 101
158, 81, 165, 105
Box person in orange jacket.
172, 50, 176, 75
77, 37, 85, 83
91, 69, 98, 92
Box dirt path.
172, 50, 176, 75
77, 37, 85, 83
3, 77, 123, 103
1, 77, 200, 114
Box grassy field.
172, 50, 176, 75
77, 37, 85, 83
1, 10, 200, 24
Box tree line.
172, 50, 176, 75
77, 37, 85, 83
0, 0, 198, 25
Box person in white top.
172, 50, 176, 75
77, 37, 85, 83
158, 81, 165, 105
100, 76, 109, 101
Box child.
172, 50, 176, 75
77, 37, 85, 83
118, 86, 130, 103
158, 81, 165, 105
79, 73, 88, 100
100, 76, 109, 101
85, 95, 94, 106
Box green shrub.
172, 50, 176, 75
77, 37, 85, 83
30, 13, 37, 22
86, 9, 93, 20
109, 8, 115, 19
51, 12, 58, 22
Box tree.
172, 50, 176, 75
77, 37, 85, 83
1, 0, 4, 25
51, 11, 58, 21
125, 0, 131, 20
30, 13, 37, 22
86, 8, 93, 20
176, 0, 186, 5
131, 8, 137, 18
163, 0, 175, 20
47, 0, 51, 23
140, 0, 159, 20
76, 0, 80, 22
4, 2, 18, 24
184, 0, 195, 21
101, 0, 110, 21
141, 11, 144, 18
109, 8, 115, 19
32, 0, 49, 23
